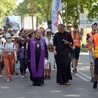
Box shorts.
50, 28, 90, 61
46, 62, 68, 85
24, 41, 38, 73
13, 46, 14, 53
73, 47, 80, 59
89, 51, 94, 64
94, 58, 98, 74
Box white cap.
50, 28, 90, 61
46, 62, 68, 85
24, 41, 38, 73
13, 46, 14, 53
46, 29, 52, 32
13, 33, 20, 38
45, 29, 52, 35
5, 33, 11, 38
67, 24, 72, 27
91, 22, 98, 27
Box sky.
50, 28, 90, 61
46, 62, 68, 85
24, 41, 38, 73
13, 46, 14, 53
15, 0, 24, 5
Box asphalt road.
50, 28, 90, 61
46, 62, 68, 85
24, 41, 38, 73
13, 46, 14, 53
0, 52, 98, 98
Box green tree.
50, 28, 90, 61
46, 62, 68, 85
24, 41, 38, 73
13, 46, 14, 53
16, 0, 52, 25
0, 0, 16, 16
61, 0, 98, 24
16, 0, 98, 25
88, 1, 98, 19
0, 0, 16, 28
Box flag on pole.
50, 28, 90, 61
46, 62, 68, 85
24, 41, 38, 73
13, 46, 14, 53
51, 0, 62, 33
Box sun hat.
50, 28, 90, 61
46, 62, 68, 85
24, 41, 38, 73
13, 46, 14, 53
67, 24, 72, 27
45, 29, 52, 35
5, 33, 12, 38
13, 33, 20, 38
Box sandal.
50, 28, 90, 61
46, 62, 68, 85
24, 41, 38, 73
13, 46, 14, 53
65, 82, 71, 86
73, 69, 77, 73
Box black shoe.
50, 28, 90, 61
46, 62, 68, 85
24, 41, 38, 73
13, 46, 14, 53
44, 75, 47, 79
91, 77, 94, 82
32, 83, 37, 86
93, 82, 97, 89
15, 72, 19, 75
64, 82, 71, 86
37, 84, 43, 86
59, 82, 64, 85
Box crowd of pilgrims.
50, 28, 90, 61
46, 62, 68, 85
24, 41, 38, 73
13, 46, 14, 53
0, 24, 73, 86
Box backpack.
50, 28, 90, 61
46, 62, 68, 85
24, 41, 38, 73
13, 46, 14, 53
17, 46, 27, 60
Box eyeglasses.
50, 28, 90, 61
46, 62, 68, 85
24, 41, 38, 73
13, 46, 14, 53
47, 31, 51, 33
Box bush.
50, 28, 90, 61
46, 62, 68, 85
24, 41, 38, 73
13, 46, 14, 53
81, 47, 88, 52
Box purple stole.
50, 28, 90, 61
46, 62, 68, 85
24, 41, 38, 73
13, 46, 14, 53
30, 37, 45, 78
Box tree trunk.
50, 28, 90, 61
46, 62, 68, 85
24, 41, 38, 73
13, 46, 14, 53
74, 3, 79, 23
80, 5, 84, 13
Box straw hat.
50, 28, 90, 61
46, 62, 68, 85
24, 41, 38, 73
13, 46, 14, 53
13, 33, 20, 38
67, 24, 72, 27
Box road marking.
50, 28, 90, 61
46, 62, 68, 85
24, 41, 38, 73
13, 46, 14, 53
50, 90, 62, 93
80, 52, 89, 55
78, 71, 91, 80
75, 73, 89, 82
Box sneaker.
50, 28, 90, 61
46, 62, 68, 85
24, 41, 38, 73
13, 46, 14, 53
0, 75, 2, 78
93, 82, 97, 89
6, 79, 10, 82
21, 75, 25, 78
15, 72, 19, 75
91, 77, 94, 82
65, 82, 71, 86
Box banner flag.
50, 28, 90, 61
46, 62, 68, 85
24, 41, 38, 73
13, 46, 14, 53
51, 0, 62, 33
